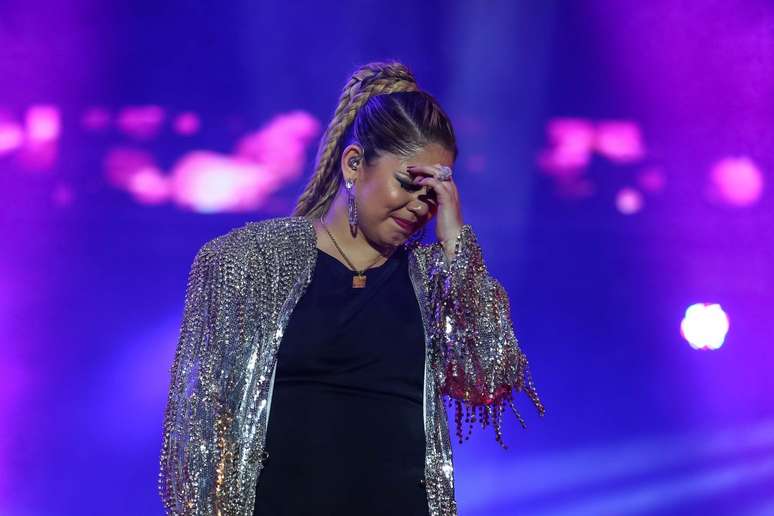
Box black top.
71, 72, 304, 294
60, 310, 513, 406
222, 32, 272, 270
252, 245, 429, 516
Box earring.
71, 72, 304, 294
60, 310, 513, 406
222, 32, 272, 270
345, 178, 358, 230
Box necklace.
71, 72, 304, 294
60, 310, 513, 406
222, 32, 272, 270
319, 215, 386, 288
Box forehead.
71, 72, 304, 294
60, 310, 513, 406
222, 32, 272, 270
374, 142, 455, 170
410, 143, 454, 166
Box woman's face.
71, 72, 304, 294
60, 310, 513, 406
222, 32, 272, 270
343, 142, 455, 248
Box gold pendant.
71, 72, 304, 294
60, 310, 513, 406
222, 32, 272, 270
352, 275, 366, 288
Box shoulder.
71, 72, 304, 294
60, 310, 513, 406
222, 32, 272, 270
195, 216, 316, 269
242, 216, 316, 248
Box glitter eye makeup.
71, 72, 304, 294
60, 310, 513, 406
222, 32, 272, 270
396, 172, 422, 192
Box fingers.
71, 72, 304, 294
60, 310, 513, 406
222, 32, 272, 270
407, 164, 456, 200
413, 175, 457, 205
406, 164, 463, 242
406, 164, 452, 180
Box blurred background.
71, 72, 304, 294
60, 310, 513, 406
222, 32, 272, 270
2, 1, 773, 515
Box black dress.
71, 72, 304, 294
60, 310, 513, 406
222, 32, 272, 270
252, 244, 429, 516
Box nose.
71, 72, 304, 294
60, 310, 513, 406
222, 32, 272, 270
408, 186, 438, 219
407, 198, 430, 219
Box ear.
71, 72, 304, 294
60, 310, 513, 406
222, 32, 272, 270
339, 144, 364, 183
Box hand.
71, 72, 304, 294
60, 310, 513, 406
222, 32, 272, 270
407, 164, 463, 258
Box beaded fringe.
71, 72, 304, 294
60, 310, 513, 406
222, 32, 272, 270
429, 224, 546, 449
445, 355, 545, 449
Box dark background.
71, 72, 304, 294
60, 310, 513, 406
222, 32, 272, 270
1, 1, 772, 514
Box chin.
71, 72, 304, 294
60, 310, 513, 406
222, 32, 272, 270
381, 227, 410, 246
385, 233, 407, 246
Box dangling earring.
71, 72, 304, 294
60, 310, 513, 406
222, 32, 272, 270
345, 178, 358, 235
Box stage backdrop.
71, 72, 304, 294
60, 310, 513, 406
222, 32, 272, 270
2, 1, 773, 515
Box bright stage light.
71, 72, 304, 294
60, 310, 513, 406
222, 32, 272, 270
170, 151, 275, 213
25, 105, 61, 142
234, 110, 320, 179
537, 118, 595, 173
538, 118, 646, 175
708, 156, 764, 207
680, 303, 729, 351
0, 122, 23, 154
127, 166, 170, 204
594, 120, 645, 163
101, 110, 320, 212
615, 187, 643, 214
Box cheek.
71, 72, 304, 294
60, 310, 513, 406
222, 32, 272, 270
384, 185, 406, 206
360, 181, 405, 211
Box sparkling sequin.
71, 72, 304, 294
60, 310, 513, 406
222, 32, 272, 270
158, 216, 544, 515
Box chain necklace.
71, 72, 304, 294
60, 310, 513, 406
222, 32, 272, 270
319, 215, 386, 288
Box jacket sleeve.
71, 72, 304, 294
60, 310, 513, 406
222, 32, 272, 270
158, 239, 242, 515
426, 224, 545, 448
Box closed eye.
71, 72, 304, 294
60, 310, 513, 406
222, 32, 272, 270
397, 178, 422, 192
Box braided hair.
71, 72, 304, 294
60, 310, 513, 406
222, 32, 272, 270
293, 61, 457, 218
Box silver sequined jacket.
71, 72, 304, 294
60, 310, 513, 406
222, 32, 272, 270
158, 216, 544, 516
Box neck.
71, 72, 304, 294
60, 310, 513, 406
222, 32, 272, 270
314, 189, 395, 268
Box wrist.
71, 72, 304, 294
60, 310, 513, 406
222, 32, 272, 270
440, 227, 463, 260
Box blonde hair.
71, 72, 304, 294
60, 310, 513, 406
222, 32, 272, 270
293, 61, 457, 219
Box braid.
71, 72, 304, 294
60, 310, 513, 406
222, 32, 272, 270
293, 62, 419, 218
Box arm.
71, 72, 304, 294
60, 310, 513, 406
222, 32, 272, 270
158, 240, 240, 515
427, 224, 545, 448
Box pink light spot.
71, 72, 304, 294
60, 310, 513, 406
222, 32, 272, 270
25, 105, 61, 142
0, 122, 23, 155
128, 167, 171, 204
171, 151, 276, 213
594, 120, 645, 163
117, 105, 166, 140
102, 111, 320, 212
173, 112, 201, 135
637, 167, 666, 193
81, 107, 111, 131
103, 147, 158, 189
169, 111, 320, 213
537, 118, 595, 175
680, 303, 729, 351
616, 187, 643, 214
708, 156, 764, 207
235, 111, 320, 183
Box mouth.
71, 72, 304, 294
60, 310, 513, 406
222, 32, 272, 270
391, 216, 416, 233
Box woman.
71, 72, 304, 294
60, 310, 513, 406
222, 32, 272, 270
158, 61, 544, 516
